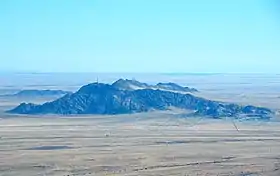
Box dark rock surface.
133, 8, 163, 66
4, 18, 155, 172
8, 81, 273, 119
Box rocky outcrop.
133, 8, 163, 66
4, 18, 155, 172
8, 82, 273, 120
112, 79, 198, 92
112, 79, 150, 90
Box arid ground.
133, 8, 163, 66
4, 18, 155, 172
0, 73, 280, 176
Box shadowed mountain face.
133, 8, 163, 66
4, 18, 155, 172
8, 81, 273, 119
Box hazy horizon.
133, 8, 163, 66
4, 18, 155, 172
1, 71, 280, 75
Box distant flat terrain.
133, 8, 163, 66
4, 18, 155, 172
1, 73, 280, 110
1, 115, 280, 176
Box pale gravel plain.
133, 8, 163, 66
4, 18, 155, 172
0, 73, 280, 176
1, 114, 280, 176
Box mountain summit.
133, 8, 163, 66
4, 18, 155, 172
112, 79, 150, 90
112, 79, 198, 92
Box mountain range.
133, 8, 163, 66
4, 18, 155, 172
8, 79, 273, 120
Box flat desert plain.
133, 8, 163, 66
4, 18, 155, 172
0, 73, 280, 176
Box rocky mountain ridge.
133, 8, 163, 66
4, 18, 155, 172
8, 80, 273, 120
112, 79, 198, 92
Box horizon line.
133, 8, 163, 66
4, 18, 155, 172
0, 71, 280, 76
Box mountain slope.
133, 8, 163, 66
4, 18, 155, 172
8, 82, 273, 119
156, 82, 198, 92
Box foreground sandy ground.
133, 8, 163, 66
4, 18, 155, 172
1, 113, 280, 176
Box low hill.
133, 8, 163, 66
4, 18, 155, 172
4, 89, 71, 98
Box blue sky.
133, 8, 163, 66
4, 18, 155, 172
0, 0, 279, 73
